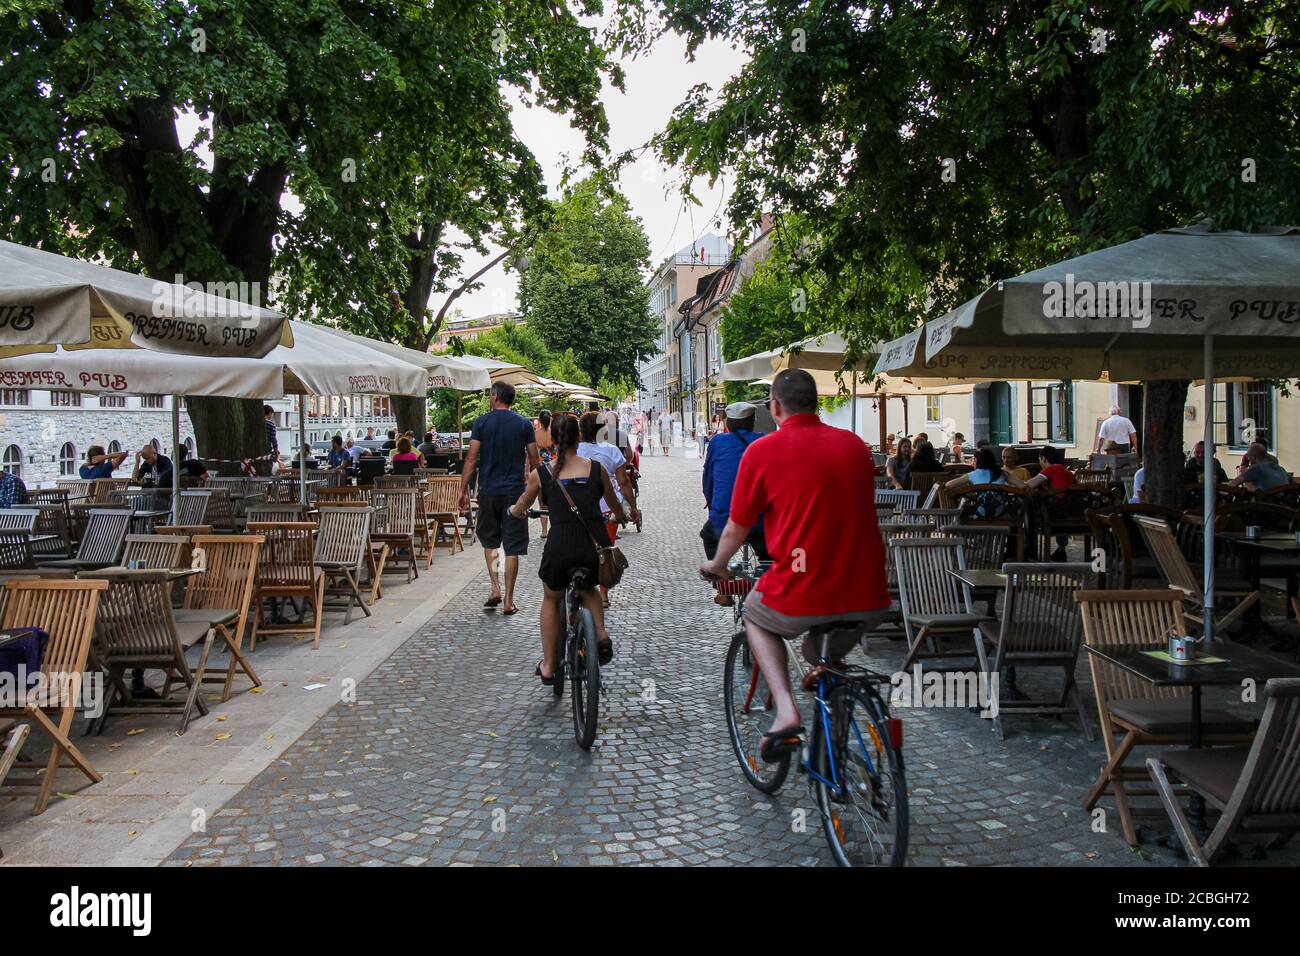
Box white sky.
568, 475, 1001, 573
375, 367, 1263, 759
452, 31, 747, 318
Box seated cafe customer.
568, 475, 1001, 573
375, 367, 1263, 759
81, 445, 128, 479
133, 444, 173, 487
1230, 442, 1290, 493
1183, 440, 1228, 485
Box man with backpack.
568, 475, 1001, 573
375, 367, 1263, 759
701, 401, 768, 562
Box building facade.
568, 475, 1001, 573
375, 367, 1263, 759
429, 311, 522, 352
637, 235, 729, 424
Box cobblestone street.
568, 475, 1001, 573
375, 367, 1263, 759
163, 453, 1294, 867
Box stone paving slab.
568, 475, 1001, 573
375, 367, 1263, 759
158, 453, 1300, 867
0, 541, 483, 865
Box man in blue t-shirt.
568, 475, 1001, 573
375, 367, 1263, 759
80, 445, 129, 480
458, 382, 540, 614
701, 401, 768, 563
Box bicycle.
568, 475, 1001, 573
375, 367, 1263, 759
527, 509, 601, 749
706, 566, 909, 867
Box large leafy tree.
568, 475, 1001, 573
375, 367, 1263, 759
0, 1, 618, 464
643, 0, 1300, 506
519, 177, 658, 386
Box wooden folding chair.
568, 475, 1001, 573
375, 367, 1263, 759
38, 507, 131, 572
0, 508, 39, 534
0, 578, 108, 814
316, 486, 369, 506
0, 531, 37, 571
79, 569, 210, 734
876, 488, 920, 513
891, 537, 992, 671
1134, 515, 1259, 634
121, 533, 187, 570
1075, 589, 1256, 845
175, 489, 212, 526
1146, 677, 1300, 865
424, 476, 464, 563
247, 522, 325, 650
982, 562, 1095, 740
371, 488, 420, 584
174, 534, 264, 702
314, 507, 376, 624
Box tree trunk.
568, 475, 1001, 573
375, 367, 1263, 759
187, 397, 269, 476
1142, 380, 1190, 508
392, 394, 427, 439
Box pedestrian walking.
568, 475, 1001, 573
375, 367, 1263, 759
457, 381, 540, 615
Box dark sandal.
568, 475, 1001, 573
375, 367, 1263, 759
535, 662, 555, 686
502, 605, 519, 616
597, 638, 613, 664
484, 596, 502, 609
759, 725, 804, 763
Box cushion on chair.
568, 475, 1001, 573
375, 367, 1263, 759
1107, 698, 1257, 736
172, 608, 239, 627
174, 621, 216, 650
907, 612, 991, 628
1159, 746, 1250, 805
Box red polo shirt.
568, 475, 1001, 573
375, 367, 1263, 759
729, 414, 889, 617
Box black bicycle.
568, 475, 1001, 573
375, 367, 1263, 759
528, 509, 601, 748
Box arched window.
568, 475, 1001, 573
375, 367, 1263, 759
107, 440, 122, 454
2, 444, 21, 478
59, 442, 76, 476
184, 437, 195, 457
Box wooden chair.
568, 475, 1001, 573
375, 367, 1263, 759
245, 502, 313, 525
314, 507, 376, 624
175, 489, 212, 526
891, 537, 991, 671
1134, 515, 1259, 634
174, 534, 264, 702
1073, 467, 1113, 487
120, 533, 187, 570
0, 531, 38, 570
424, 476, 465, 561
1032, 485, 1120, 560
0, 508, 39, 533
79, 569, 210, 734
952, 484, 1031, 561
247, 522, 325, 650
371, 488, 420, 584
908, 472, 944, 506
37, 507, 131, 572
109, 487, 167, 533
203, 487, 236, 532
897, 508, 959, 528
876, 488, 920, 513
90, 477, 131, 503
1075, 589, 1257, 845
1147, 677, 1300, 865
981, 562, 1095, 740
0, 578, 108, 814
1085, 504, 1181, 589
23, 490, 75, 558
374, 475, 417, 489
940, 524, 1011, 571
1254, 482, 1300, 510
316, 486, 368, 506
267, 476, 302, 503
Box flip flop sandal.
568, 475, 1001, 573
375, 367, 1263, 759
502, 606, 519, 616
483, 596, 502, 609
535, 663, 555, 686
597, 638, 613, 664
759, 725, 804, 764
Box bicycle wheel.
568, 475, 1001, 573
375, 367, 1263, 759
570, 607, 600, 748
723, 630, 791, 793
814, 684, 908, 867
552, 619, 566, 699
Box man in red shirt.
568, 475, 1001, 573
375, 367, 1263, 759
1025, 444, 1075, 560
700, 368, 889, 762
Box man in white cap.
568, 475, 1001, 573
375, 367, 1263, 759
1095, 404, 1138, 455
700, 400, 769, 564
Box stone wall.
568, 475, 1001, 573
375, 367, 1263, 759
0, 407, 197, 486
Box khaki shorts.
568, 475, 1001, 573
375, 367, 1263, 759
743, 589, 889, 662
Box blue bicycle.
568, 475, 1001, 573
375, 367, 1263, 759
713, 567, 908, 867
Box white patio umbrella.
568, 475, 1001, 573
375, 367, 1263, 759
0, 238, 290, 356
5, 318, 429, 513
875, 226, 1300, 643
312, 326, 491, 392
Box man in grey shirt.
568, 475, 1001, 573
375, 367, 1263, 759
1230, 442, 1290, 492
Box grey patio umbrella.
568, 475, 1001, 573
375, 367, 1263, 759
874, 226, 1300, 642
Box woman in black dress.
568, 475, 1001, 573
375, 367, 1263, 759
509, 413, 627, 684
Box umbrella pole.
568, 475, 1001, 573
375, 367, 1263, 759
170, 395, 180, 525
457, 392, 463, 450
1202, 335, 1216, 646
878, 393, 888, 450
298, 394, 307, 504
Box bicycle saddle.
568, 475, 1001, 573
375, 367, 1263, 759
568, 567, 596, 590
